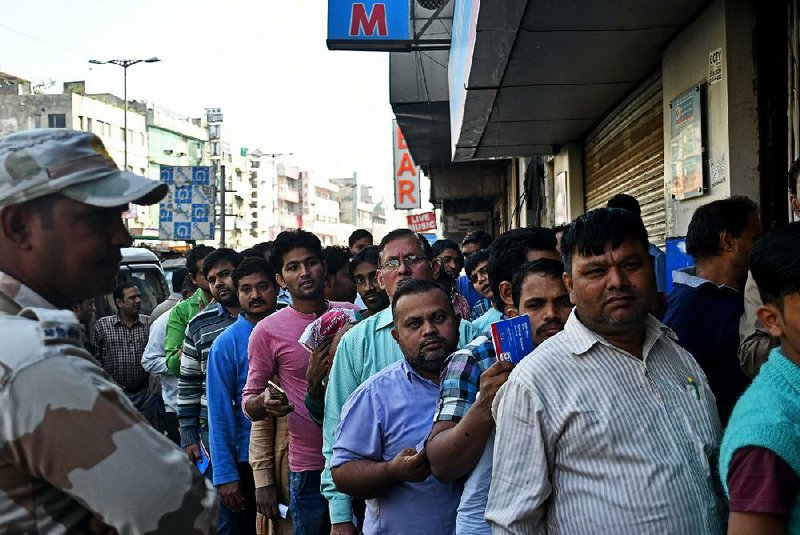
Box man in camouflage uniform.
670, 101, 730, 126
0, 129, 218, 533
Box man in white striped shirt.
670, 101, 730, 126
486, 208, 726, 535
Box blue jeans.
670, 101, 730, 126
289, 470, 330, 535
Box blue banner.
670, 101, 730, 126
328, 0, 411, 45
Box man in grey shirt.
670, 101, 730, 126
487, 207, 726, 534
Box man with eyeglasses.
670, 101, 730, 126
321, 229, 482, 535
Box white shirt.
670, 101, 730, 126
486, 310, 726, 535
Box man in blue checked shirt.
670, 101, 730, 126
206, 257, 284, 534
426, 257, 573, 535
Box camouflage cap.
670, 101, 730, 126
0, 128, 167, 208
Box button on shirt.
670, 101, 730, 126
322, 307, 481, 523
486, 311, 727, 535
91, 314, 151, 392
332, 359, 461, 535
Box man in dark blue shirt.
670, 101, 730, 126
663, 196, 762, 425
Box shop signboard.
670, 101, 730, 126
407, 211, 437, 232
328, 0, 411, 50
158, 166, 215, 241
393, 119, 421, 209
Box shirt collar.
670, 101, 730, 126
565, 309, 677, 361
400, 357, 437, 385
113, 313, 145, 326
673, 266, 739, 292
376, 306, 394, 330
0, 271, 57, 310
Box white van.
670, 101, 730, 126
93, 247, 170, 319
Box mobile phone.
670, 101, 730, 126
267, 380, 286, 396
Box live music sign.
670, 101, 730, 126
407, 211, 437, 233
327, 0, 411, 50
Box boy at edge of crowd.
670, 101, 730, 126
720, 222, 800, 535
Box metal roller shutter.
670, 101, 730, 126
583, 72, 666, 248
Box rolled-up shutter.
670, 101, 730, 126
583, 72, 665, 247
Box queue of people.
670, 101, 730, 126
1, 127, 800, 535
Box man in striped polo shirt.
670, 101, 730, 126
177, 248, 243, 530
487, 208, 726, 534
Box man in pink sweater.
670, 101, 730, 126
243, 229, 358, 535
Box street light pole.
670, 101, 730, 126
88, 57, 160, 170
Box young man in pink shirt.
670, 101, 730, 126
243, 229, 358, 535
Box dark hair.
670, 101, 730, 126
390, 278, 453, 318
323, 245, 352, 276
750, 222, 800, 307
432, 239, 462, 259
788, 158, 800, 197
685, 196, 759, 261
171, 268, 189, 293
182, 274, 197, 293
113, 281, 138, 303
607, 193, 641, 217
378, 229, 429, 258
270, 229, 323, 273
464, 248, 491, 278
253, 241, 273, 261
240, 247, 262, 259
553, 224, 569, 234
462, 230, 493, 249
561, 208, 649, 274
348, 229, 373, 247
511, 259, 566, 309
349, 245, 381, 280
232, 257, 278, 289
202, 248, 244, 277
186, 245, 215, 276
488, 227, 558, 310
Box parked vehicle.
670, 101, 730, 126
93, 247, 169, 319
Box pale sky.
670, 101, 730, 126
0, 0, 404, 203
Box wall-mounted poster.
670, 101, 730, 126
669, 85, 705, 201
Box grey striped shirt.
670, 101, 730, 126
486, 311, 726, 535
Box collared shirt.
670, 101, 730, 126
177, 302, 237, 448
207, 314, 255, 486
664, 266, 749, 425
165, 287, 210, 377
0, 271, 218, 533
434, 335, 496, 535
486, 310, 726, 535
322, 307, 481, 523
434, 335, 495, 423
332, 359, 461, 535
244, 301, 359, 473
141, 311, 178, 412
471, 307, 503, 333
90, 313, 151, 392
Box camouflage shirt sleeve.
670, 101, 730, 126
0, 345, 218, 534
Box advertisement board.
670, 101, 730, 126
328, 0, 411, 50
407, 211, 437, 232
158, 166, 215, 241
393, 119, 421, 209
